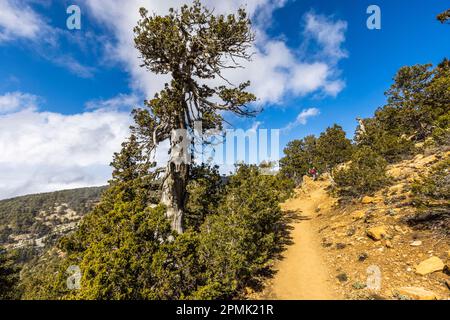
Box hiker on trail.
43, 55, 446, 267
309, 167, 318, 181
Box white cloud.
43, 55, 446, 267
52, 55, 96, 79
0, 0, 96, 77
296, 108, 320, 125
82, 0, 348, 103
0, 93, 132, 199
0, 91, 177, 200
85, 93, 140, 111
324, 79, 346, 97
0, 91, 39, 114
304, 12, 348, 61
283, 108, 320, 132
290, 63, 329, 95
0, 0, 45, 42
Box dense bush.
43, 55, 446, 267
431, 112, 450, 146
194, 165, 285, 299
409, 157, 450, 233
412, 157, 450, 208
355, 117, 415, 163
334, 146, 390, 198
19, 249, 66, 300
185, 165, 223, 231
0, 248, 19, 300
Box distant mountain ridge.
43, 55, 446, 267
0, 186, 106, 253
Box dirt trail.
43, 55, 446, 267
261, 179, 341, 300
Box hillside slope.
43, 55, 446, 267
0, 186, 106, 252
260, 150, 449, 300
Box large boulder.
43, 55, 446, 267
397, 287, 438, 300
415, 256, 445, 275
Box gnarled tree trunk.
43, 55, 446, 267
161, 163, 188, 234
160, 127, 190, 234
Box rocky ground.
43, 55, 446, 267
257, 150, 449, 300
315, 151, 450, 300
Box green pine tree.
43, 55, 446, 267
333, 146, 389, 198
315, 124, 353, 171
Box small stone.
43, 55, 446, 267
244, 287, 254, 295
352, 210, 366, 220
394, 226, 404, 233
322, 241, 333, 248
358, 252, 369, 262
415, 256, 445, 275
396, 287, 438, 300
336, 243, 347, 250
352, 282, 366, 290
410, 240, 422, 247
385, 240, 393, 248
337, 273, 348, 282
366, 226, 389, 241
362, 196, 376, 204
387, 209, 397, 216
443, 265, 450, 276
346, 227, 356, 237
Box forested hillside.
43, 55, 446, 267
0, 186, 106, 252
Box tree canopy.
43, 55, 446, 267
280, 124, 353, 183
437, 9, 450, 24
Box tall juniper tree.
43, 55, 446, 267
133, 1, 256, 233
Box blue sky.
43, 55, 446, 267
0, 0, 449, 198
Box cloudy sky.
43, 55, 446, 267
0, 0, 449, 199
